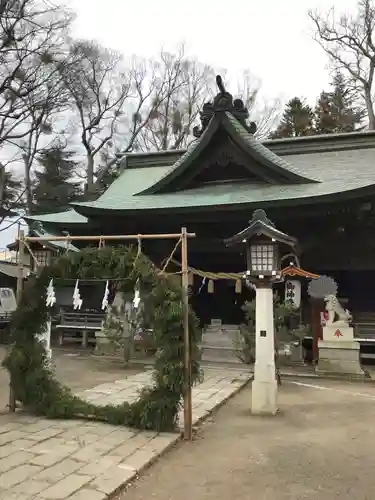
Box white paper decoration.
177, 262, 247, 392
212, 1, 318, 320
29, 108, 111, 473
133, 289, 140, 309
72, 280, 83, 310
133, 279, 140, 309
46, 279, 56, 307
101, 280, 110, 310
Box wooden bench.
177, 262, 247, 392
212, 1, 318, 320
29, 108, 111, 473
55, 309, 105, 348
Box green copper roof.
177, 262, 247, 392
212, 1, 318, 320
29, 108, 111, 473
69, 127, 375, 215
136, 112, 317, 195
24, 210, 87, 225
32, 224, 79, 252
25, 119, 375, 223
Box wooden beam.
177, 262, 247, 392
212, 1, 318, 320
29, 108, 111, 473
23, 233, 195, 243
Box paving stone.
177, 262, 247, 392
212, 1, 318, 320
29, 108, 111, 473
122, 447, 158, 471
65, 488, 106, 500
0, 423, 23, 434
21, 421, 55, 433
0, 445, 18, 459
0, 451, 36, 473
110, 438, 145, 459
90, 467, 136, 495
11, 439, 39, 450
33, 458, 82, 483
38, 473, 92, 499
70, 445, 108, 463
29, 453, 67, 467
58, 425, 102, 440
0, 492, 31, 500
26, 428, 64, 442
28, 438, 79, 455
148, 433, 180, 453
0, 464, 42, 488
12, 479, 50, 495
0, 431, 29, 446
78, 455, 123, 475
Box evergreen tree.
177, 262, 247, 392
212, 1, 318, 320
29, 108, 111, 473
314, 72, 365, 134
32, 146, 82, 214
0, 168, 23, 217
270, 98, 315, 138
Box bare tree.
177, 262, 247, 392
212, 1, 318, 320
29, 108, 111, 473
60, 41, 139, 195
134, 48, 216, 152
0, 0, 73, 212
0, 0, 73, 147
132, 54, 279, 152
309, 0, 375, 128
235, 71, 282, 139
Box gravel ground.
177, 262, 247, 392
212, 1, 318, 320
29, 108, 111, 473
118, 378, 375, 500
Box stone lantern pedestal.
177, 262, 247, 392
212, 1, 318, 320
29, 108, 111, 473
251, 285, 278, 415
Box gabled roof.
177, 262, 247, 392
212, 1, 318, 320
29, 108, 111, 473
136, 112, 318, 195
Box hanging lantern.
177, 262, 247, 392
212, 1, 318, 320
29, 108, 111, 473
235, 279, 242, 294
207, 279, 214, 293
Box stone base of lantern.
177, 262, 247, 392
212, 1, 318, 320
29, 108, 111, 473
251, 376, 278, 415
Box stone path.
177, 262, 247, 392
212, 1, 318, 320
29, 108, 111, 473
0, 368, 250, 500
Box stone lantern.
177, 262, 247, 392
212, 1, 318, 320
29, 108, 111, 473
225, 209, 298, 415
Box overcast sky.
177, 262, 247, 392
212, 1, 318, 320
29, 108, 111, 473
0, 0, 358, 248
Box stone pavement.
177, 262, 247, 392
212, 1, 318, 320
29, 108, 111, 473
0, 368, 250, 500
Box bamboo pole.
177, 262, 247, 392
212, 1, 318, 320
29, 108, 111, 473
181, 227, 193, 441
23, 232, 195, 243
9, 229, 25, 412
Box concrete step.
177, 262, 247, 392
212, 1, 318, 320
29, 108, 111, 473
201, 345, 243, 364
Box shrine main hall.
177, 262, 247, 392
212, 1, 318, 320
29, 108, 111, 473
21, 77, 375, 336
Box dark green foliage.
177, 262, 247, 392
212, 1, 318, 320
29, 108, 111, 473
271, 73, 364, 139
314, 72, 365, 134
270, 97, 315, 138
3, 246, 201, 432
0, 169, 23, 215
32, 146, 82, 214
235, 295, 298, 364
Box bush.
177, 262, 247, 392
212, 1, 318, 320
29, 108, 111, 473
234, 293, 303, 364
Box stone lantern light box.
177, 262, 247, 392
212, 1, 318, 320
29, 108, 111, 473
225, 209, 299, 279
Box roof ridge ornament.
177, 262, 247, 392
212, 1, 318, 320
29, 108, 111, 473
249, 209, 275, 228
193, 75, 257, 138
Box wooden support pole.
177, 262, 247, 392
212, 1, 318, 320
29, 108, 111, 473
181, 227, 193, 441
9, 229, 25, 412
